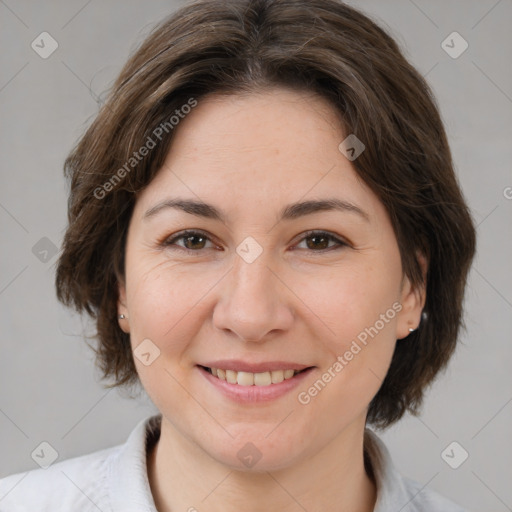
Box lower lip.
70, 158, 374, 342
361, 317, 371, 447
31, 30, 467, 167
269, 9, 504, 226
197, 365, 315, 403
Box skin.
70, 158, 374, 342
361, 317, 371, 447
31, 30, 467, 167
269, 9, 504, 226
117, 88, 425, 512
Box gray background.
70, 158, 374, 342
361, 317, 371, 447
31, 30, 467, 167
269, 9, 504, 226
0, 1, 511, 511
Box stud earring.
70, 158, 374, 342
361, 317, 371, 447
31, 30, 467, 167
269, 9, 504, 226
119, 314, 126, 320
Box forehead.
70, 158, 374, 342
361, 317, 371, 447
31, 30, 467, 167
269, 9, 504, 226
134, 88, 382, 221
167, 88, 346, 164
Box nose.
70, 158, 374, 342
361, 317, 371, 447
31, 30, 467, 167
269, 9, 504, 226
212, 250, 294, 343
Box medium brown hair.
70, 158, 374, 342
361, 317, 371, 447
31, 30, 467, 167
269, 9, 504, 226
55, 0, 476, 428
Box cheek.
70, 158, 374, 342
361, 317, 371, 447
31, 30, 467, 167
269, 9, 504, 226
126, 256, 210, 338
297, 259, 401, 405
126, 257, 205, 360
305, 259, 402, 346
125, 259, 208, 403
297, 295, 399, 421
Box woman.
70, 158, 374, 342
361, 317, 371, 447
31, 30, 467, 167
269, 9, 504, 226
0, 0, 475, 510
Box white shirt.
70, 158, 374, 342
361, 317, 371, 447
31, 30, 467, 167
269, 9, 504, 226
0, 414, 466, 511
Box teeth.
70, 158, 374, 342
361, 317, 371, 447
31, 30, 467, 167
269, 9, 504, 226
237, 371, 254, 386
207, 367, 304, 386
254, 372, 271, 386
271, 370, 284, 384
226, 370, 237, 384
283, 369, 295, 379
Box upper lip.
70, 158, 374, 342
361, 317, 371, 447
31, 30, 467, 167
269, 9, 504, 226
199, 360, 314, 373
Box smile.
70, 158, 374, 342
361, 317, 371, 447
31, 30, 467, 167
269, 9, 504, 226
199, 366, 308, 386
197, 361, 316, 402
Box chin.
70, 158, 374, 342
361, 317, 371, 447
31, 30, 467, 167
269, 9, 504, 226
215, 448, 300, 473
200, 426, 310, 473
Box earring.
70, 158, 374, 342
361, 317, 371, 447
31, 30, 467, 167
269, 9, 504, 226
410, 310, 428, 332
119, 314, 126, 320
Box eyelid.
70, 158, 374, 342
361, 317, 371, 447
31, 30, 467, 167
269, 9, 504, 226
161, 229, 351, 253
162, 229, 218, 249
295, 229, 351, 249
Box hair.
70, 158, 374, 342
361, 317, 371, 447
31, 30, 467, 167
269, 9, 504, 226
55, 0, 476, 428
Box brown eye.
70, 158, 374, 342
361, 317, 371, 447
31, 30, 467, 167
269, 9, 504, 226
163, 230, 215, 251
182, 233, 207, 250
162, 229, 348, 254
305, 233, 330, 250
295, 231, 348, 252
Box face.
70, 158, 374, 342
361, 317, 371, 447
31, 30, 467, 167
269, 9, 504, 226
118, 88, 424, 471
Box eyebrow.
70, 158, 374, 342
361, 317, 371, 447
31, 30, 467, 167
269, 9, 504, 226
143, 197, 370, 223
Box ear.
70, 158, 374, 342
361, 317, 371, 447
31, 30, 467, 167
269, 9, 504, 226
117, 279, 130, 334
396, 252, 427, 340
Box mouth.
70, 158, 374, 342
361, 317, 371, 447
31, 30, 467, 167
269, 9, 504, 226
197, 365, 313, 387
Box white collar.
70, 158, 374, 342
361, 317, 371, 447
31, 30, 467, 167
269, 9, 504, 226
105, 414, 463, 511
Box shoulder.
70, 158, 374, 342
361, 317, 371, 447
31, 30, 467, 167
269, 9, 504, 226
399, 476, 468, 512
364, 429, 467, 512
0, 443, 120, 512
0, 414, 161, 512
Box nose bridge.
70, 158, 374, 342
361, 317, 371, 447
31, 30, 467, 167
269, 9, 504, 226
233, 246, 275, 303
213, 240, 292, 342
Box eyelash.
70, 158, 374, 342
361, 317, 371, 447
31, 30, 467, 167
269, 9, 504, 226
161, 229, 349, 254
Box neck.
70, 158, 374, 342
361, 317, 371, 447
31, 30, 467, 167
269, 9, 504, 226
147, 416, 376, 512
